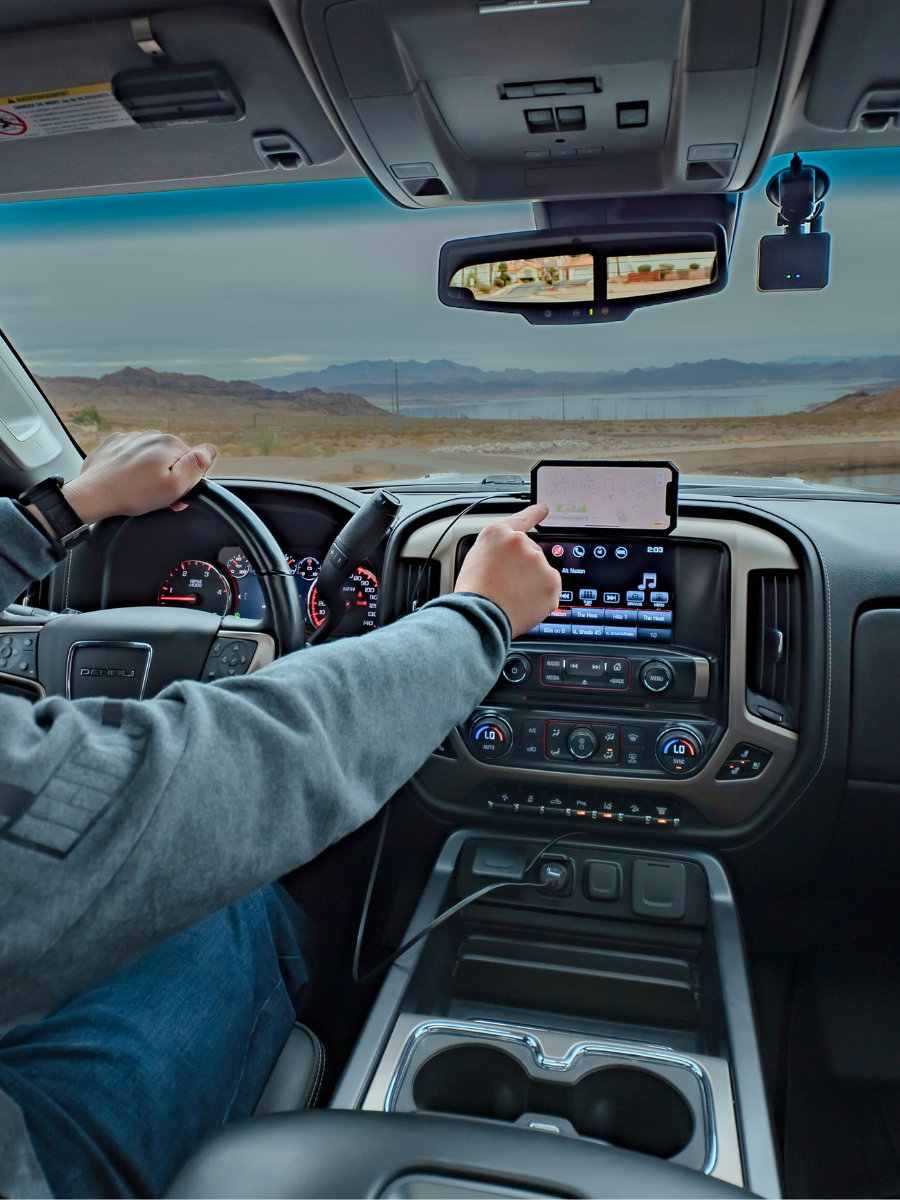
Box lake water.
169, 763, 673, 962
370, 379, 887, 422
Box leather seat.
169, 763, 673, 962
253, 1022, 325, 1116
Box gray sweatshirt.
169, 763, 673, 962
0, 496, 509, 1198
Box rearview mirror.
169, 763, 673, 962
438, 223, 727, 325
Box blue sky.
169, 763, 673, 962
0, 147, 897, 379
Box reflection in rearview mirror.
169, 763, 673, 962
606, 251, 716, 299
449, 253, 594, 304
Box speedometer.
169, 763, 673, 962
158, 560, 232, 615
308, 566, 378, 635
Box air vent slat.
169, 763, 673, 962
395, 558, 441, 616
746, 569, 801, 730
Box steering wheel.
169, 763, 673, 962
34, 480, 305, 700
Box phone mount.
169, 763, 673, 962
757, 153, 832, 291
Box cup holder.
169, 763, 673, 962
412, 1044, 695, 1159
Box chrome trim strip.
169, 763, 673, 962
382, 1018, 717, 1177
0, 670, 44, 699
65, 640, 153, 701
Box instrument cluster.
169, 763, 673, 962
156, 546, 379, 636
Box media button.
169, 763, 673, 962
650, 591, 669, 605
565, 656, 605, 676
637, 609, 672, 626
603, 592, 620, 604
626, 590, 643, 605
593, 546, 607, 559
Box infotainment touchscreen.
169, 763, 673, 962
525, 537, 675, 642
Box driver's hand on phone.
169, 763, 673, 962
42, 431, 218, 530
454, 503, 561, 638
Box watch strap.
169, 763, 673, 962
18, 476, 91, 548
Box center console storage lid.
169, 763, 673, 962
166, 1110, 755, 1198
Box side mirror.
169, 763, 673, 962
438, 222, 728, 325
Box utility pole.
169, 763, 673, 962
392, 360, 401, 436
561, 389, 566, 422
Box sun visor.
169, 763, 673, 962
0, 6, 355, 201
297, 0, 791, 207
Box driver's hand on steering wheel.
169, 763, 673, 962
34, 431, 219, 532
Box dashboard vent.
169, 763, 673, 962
395, 558, 442, 616
746, 570, 801, 730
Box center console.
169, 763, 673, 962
398, 514, 801, 830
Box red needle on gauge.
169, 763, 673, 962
160, 596, 199, 603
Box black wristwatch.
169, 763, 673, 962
18, 475, 91, 548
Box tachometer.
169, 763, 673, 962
308, 566, 378, 635
158, 560, 232, 615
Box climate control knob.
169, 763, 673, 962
656, 728, 703, 774
469, 715, 513, 760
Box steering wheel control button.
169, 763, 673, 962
717, 743, 772, 779
539, 859, 571, 894
0, 633, 38, 677
656, 728, 703, 774
202, 639, 255, 681
469, 715, 513, 760
641, 661, 674, 692
632, 859, 687, 920
585, 860, 621, 901
567, 726, 598, 759
502, 654, 531, 684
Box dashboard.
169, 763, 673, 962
42, 474, 840, 849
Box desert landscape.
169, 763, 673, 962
41, 365, 900, 486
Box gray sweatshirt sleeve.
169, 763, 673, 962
0, 592, 510, 1023
0, 497, 65, 611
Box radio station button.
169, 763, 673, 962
622, 726, 646, 747
572, 624, 606, 639
570, 607, 603, 621
638, 609, 672, 626
567, 726, 598, 759
565, 656, 606, 677
605, 608, 637, 624
638, 628, 672, 642
604, 626, 638, 642
640, 661, 674, 692
539, 622, 570, 636
541, 655, 566, 684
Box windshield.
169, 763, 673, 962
5, 147, 900, 491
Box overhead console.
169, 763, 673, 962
392, 507, 801, 833
294, 0, 794, 206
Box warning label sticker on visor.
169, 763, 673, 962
0, 84, 136, 140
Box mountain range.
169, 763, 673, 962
250, 355, 900, 400
40, 366, 376, 417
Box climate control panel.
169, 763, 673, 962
467, 707, 718, 778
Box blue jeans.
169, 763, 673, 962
0, 885, 311, 1199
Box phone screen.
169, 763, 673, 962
532, 460, 677, 533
